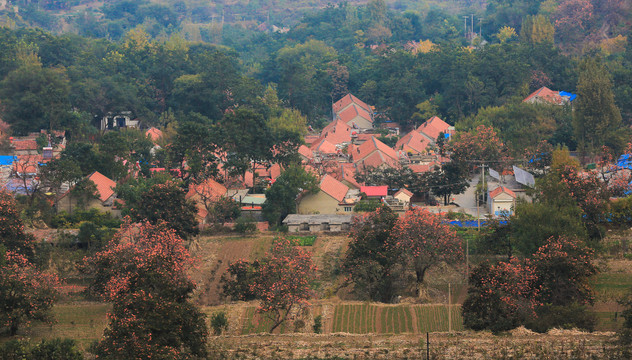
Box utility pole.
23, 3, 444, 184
479, 18, 482, 39
463, 16, 468, 39
448, 283, 452, 333
470, 14, 474, 45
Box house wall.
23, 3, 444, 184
298, 191, 343, 215
57, 196, 121, 217
489, 198, 515, 215
394, 193, 412, 204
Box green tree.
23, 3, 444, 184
520, 15, 555, 44
130, 181, 199, 239
0, 63, 71, 135
573, 58, 624, 156
425, 162, 469, 205
262, 166, 319, 226
342, 207, 402, 302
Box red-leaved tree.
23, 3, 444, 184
223, 238, 316, 332
0, 251, 59, 336
83, 220, 208, 359
391, 208, 463, 298
0, 190, 35, 260
448, 125, 510, 170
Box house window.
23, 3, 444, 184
321, 223, 330, 231
299, 223, 309, 231
344, 206, 352, 212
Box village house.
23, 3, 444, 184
416, 116, 453, 143
98, 112, 140, 131
488, 186, 517, 216
351, 136, 400, 170
57, 171, 120, 216
298, 174, 356, 214
282, 214, 354, 233
523, 86, 576, 106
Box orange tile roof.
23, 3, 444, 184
332, 94, 372, 115
361, 185, 388, 197
396, 131, 430, 154
408, 163, 436, 173
352, 136, 399, 168
395, 188, 414, 198
304, 135, 320, 146
145, 127, 163, 142
12, 139, 38, 151
320, 174, 349, 202
298, 145, 313, 159
489, 186, 516, 199
319, 119, 353, 145
340, 164, 361, 189
523, 86, 565, 105
416, 116, 451, 141
87, 171, 117, 202
337, 104, 373, 127
186, 178, 227, 200
310, 138, 338, 154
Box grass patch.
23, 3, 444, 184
288, 235, 317, 246
592, 273, 632, 300
240, 307, 288, 334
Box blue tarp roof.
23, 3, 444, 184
446, 220, 508, 228
0, 155, 16, 166
559, 91, 577, 102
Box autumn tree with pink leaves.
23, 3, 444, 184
391, 208, 463, 298
448, 125, 510, 171
463, 236, 598, 333
82, 220, 208, 359
0, 190, 36, 260
223, 238, 316, 332
0, 251, 59, 336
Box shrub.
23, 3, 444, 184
210, 311, 229, 335
526, 304, 596, 333
30, 338, 84, 360
234, 216, 257, 233
313, 315, 322, 334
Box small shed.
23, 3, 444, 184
488, 186, 516, 216
394, 188, 414, 205
283, 214, 354, 233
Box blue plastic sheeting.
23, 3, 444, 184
446, 220, 509, 228
559, 91, 577, 102
444, 133, 450, 139
0, 155, 16, 166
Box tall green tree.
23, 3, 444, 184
573, 57, 624, 155
262, 166, 318, 226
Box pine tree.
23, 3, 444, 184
573, 57, 623, 155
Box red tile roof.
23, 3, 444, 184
320, 174, 349, 202
88, 171, 117, 202
489, 186, 516, 199
396, 131, 430, 154
12, 139, 38, 151
408, 163, 436, 173
310, 138, 338, 154
298, 145, 313, 160
395, 188, 414, 198
319, 119, 352, 145
332, 94, 372, 115
361, 185, 388, 197
352, 137, 399, 168
304, 135, 320, 146
145, 127, 163, 142
416, 116, 451, 142
186, 178, 227, 200
337, 104, 373, 127
340, 164, 361, 189
523, 86, 565, 105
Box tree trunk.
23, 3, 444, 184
9, 319, 19, 336
415, 267, 428, 300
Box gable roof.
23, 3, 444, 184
396, 131, 430, 154
339, 164, 361, 189
352, 136, 399, 168
87, 171, 117, 202
416, 116, 451, 142
489, 186, 516, 199
408, 163, 437, 173
337, 104, 373, 127
395, 188, 414, 198
522, 86, 566, 105
298, 145, 313, 160
145, 127, 163, 142
361, 185, 388, 197
310, 138, 338, 154
332, 94, 372, 115
319, 174, 349, 202
186, 178, 227, 201
319, 119, 352, 145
